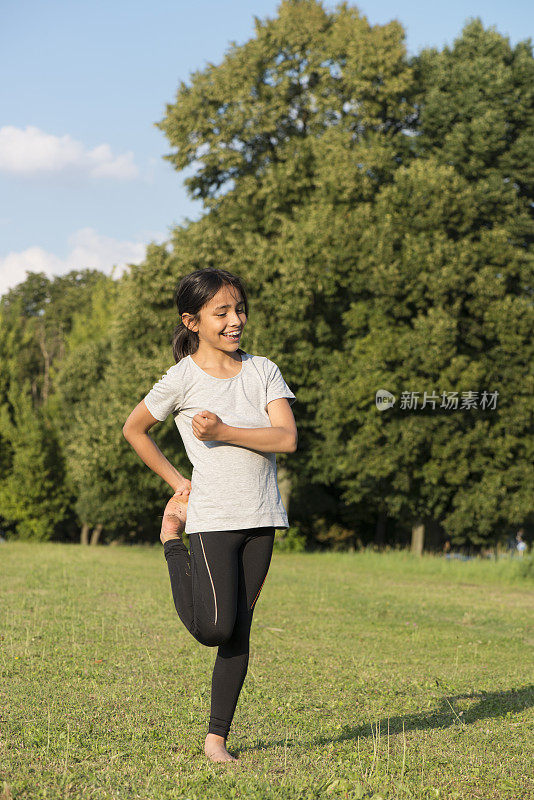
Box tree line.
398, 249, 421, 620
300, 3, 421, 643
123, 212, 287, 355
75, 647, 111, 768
1, 1, 532, 550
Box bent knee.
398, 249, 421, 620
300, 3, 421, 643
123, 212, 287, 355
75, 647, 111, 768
193, 624, 234, 647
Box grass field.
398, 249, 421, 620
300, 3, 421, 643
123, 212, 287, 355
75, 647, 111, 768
1, 541, 533, 800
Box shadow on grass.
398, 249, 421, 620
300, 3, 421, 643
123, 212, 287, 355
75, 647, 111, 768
239, 684, 534, 753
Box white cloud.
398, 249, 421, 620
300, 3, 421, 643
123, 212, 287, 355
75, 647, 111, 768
0, 227, 168, 297
0, 125, 139, 179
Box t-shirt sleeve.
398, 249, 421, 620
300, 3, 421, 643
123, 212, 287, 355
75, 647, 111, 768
265, 360, 296, 410
142, 364, 183, 421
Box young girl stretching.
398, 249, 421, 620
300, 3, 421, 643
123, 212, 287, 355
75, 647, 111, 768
122, 268, 297, 764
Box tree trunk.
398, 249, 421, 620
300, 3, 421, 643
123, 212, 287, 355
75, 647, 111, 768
80, 523, 90, 545
411, 521, 425, 556
37, 320, 51, 403
90, 524, 103, 546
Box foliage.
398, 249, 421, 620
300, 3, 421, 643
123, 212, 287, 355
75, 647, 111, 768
0, 3, 532, 547
273, 524, 307, 552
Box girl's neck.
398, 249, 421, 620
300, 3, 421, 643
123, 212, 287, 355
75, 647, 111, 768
192, 345, 242, 370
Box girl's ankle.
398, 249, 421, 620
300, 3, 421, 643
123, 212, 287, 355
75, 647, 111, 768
160, 533, 182, 544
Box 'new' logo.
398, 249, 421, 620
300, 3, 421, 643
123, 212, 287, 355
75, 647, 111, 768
375, 389, 395, 411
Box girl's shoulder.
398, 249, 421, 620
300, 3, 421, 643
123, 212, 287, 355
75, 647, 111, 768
243, 352, 280, 377
163, 357, 191, 379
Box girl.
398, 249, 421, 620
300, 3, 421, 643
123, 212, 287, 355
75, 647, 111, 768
122, 268, 297, 764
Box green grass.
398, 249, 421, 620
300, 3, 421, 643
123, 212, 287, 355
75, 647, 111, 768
1, 542, 533, 800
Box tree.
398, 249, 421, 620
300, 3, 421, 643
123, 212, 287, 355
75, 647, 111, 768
0, 381, 69, 540
0, 270, 105, 540
314, 152, 533, 545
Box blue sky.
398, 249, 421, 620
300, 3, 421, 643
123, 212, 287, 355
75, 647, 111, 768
1, 0, 532, 297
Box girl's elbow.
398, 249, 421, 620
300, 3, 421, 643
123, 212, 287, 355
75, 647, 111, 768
122, 422, 144, 441
286, 433, 298, 453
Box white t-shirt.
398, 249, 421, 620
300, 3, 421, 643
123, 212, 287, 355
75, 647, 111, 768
142, 352, 296, 534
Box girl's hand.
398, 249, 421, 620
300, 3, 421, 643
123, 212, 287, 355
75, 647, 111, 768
192, 410, 226, 442
171, 476, 191, 501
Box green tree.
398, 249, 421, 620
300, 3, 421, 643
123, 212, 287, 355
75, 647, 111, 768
53, 274, 124, 544
0, 270, 104, 540
412, 18, 534, 200
0, 381, 69, 540
315, 153, 533, 546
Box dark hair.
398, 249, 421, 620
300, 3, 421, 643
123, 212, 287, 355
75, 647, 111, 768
171, 268, 249, 363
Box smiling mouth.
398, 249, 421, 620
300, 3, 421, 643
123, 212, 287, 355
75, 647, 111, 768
221, 331, 241, 340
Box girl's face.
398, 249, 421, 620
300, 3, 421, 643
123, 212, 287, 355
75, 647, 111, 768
186, 284, 247, 352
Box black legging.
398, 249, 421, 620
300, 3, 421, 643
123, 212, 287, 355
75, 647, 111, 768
163, 527, 275, 739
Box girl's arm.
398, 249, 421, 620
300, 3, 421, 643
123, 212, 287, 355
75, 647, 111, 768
220, 424, 297, 453
194, 398, 298, 454
123, 401, 190, 493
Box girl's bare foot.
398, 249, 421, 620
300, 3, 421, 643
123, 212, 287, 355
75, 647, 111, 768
204, 733, 239, 763
160, 494, 188, 544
